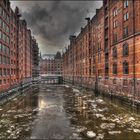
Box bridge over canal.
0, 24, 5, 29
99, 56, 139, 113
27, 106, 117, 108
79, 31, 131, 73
40, 74, 63, 84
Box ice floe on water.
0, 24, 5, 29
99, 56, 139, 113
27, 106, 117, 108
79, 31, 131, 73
87, 99, 96, 103
95, 114, 104, 118
96, 99, 105, 104
13, 98, 17, 101
100, 123, 115, 130
96, 133, 104, 140
128, 117, 135, 121
70, 133, 81, 139
91, 104, 97, 109
33, 108, 39, 112
75, 126, 87, 133
7, 110, 16, 113
46, 89, 52, 92
98, 108, 108, 112
133, 129, 140, 133
65, 85, 70, 88
72, 88, 80, 93
0, 119, 12, 124
14, 113, 32, 119
108, 131, 121, 135
86, 131, 96, 138
1, 114, 10, 117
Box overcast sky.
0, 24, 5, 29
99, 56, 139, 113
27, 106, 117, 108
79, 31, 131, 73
11, 1, 102, 54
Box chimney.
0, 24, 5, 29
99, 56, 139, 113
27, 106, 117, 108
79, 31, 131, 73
85, 17, 90, 24
69, 35, 76, 45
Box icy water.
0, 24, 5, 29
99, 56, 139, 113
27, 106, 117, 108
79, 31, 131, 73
0, 84, 140, 139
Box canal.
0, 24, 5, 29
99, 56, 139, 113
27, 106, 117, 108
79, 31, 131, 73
0, 84, 140, 139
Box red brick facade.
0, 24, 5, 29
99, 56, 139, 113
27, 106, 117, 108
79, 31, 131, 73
40, 52, 63, 75
0, 0, 11, 92
0, 0, 38, 93
63, 0, 140, 100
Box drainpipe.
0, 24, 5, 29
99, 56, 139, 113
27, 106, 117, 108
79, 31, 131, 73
132, 0, 136, 105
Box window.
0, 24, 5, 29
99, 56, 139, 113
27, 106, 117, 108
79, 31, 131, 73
0, 68, 2, 76
0, 30, 2, 39
98, 53, 101, 63
123, 43, 129, 56
113, 33, 118, 43
93, 55, 96, 63
113, 63, 117, 75
0, 19, 2, 27
0, 43, 2, 52
0, 6, 2, 15
3, 56, 6, 64
0, 55, 2, 64
93, 66, 95, 74
113, 8, 118, 17
112, 47, 117, 59
7, 69, 10, 75
0, 80, 2, 85
98, 42, 101, 52
4, 79, 6, 84
3, 68, 6, 76
2, 33, 6, 42
123, 26, 129, 38
124, 0, 129, 8
98, 69, 102, 76
113, 78, 117, 84
6, 36, 10, 44
123, 61, 129, 74
124, 12, 129, 21
113, 20, 118, 28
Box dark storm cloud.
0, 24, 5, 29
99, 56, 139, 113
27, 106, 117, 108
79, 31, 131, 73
15, 1, 102, 53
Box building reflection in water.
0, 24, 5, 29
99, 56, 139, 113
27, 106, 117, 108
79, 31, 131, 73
75, 95, 90, 120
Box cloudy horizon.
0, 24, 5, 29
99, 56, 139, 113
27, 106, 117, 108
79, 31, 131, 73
11, 1, 102, 54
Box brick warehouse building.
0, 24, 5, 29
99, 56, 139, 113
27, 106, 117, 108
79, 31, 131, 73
0, 0, 39, 93
32, 37, 39, 78
63, 0, 140, 100
0, 0, 11, 92
40, 52, 63, 75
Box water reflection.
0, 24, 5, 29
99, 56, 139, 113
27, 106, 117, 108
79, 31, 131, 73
0, 85, 140, 139
63, 87, 140, 139
0, 88, 39, 139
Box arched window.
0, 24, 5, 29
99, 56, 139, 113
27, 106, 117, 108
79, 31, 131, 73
113, 47, 117, 59
113, 8, 118, 17
113, 63, 117, 75
123, 43, 129, 56
123, 61, 129, 74
124, 0, 129, 8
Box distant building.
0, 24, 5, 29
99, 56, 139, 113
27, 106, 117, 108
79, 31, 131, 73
32, 37, 39, 78
40, 52, 63, 76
